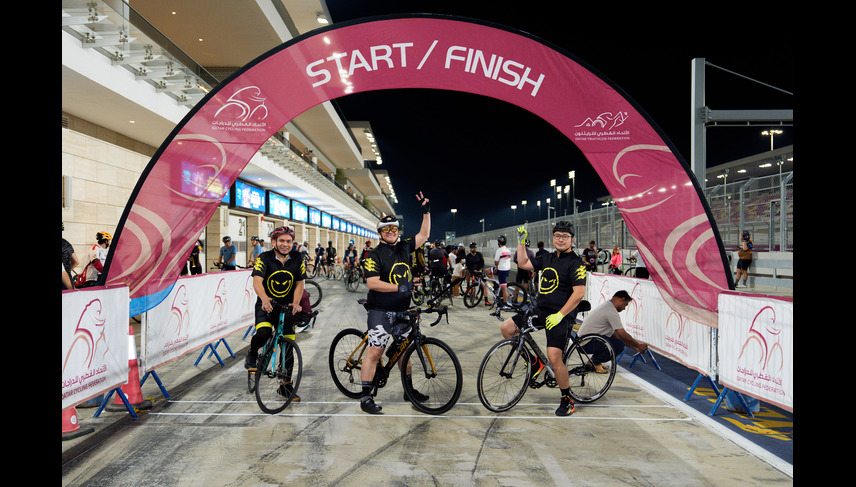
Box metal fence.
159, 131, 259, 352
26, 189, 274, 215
457, 171, 794, 254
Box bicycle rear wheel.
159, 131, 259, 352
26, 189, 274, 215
565, 334, 616, 403
305, 262, 316, 278
476, 338, 530, 412
304, 279, 322, 308
463, 280, 483, 308
401, 337, 462, 415
506, 282, 528, 308
329, 328, 369, 399
255, 336, 302, 414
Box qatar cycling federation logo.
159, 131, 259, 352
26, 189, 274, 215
213, 86, 269, 133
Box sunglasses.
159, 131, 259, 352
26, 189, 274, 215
380, 226, 399, 233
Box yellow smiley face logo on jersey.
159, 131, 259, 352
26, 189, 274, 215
267, 270, 294, 298
539, 267, 560, 294
389, 262, 412, 285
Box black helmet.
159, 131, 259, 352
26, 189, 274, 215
270, 226, 295, 240
497, 235, 507, 245
552, 221, 575, 236
469, 242, 477, 248
222, 236, 231, 243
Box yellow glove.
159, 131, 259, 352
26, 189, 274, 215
545, 311, 565, 330
517, 226, 528, 244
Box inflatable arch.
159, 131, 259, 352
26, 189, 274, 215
102, 15, 732, 326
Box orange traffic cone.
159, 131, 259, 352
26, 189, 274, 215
106, 325, 153, 413
62, 406, 94, 440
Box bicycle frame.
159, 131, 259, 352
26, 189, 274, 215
347, 305, 449, 392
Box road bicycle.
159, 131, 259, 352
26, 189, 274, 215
462, 271, 528, 310
328, 300, 463, 415
476, 297, 617, 412
247, 300, 311, 414
344, 263, 363, 292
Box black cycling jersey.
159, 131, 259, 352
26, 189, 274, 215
464, 251, 485, 272
251, 249, 306, 303
363, 237, 417, 312
530, 250, 587, 313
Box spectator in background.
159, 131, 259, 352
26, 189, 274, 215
81, 232, 111, 287
630, 248, 648, 279
62, 223, 79, 288
608, 246, 622, 275
218, 236, 237, 271
735, 230, 754, 287
582, 240, 598, 273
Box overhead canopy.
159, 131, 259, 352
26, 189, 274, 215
103, 15, 732, 325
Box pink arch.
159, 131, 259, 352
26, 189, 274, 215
104, 16, 731, 325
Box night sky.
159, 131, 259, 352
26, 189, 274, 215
325, 2, 794, 239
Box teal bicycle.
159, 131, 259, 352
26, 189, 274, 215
248, 300, 314, 414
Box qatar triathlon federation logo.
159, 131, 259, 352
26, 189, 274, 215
573, 111, 630, 142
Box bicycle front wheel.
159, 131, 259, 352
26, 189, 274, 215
565, 334, 616, 403
476, 338, 530, 413
305, 262, 317, 278
329, 328, 369, 399
255, 336, 302, 414
401, 337, 462, 415
346, 270, 360, 292
304, 279, 322, 309
411, 281, 425, 306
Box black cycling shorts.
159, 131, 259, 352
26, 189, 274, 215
366, 308, 412, 348
511, 308, 574, 350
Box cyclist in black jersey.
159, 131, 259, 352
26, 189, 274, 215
358, 192, 432, 414
245, 226, 307, 399
501, 221, 587, 416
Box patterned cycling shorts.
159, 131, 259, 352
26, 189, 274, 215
366, 309, 412, 348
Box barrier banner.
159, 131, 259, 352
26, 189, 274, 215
587, 273, 713, 376
102, 15, 730, 326
717, 292, 793, 411
142, 270, 256, 371
62, 285, 130, 411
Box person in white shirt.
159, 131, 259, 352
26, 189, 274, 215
494, 235, 512, 306
631, 249, 648, 279
577, 290, 648, 371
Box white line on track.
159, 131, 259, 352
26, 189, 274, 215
153, 399, 692, 421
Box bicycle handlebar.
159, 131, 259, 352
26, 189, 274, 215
356, 298, 449, 327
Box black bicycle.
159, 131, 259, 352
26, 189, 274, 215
476, 298, 616, 412
344, 263, 363, 292
328, 300, 463, 414
248, 301, 312, 414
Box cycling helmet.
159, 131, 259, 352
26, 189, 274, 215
96, 232, 112, 243
222, 236, 231, 243
497, 235, 506, 245
469, 242, 477, 248
365, 240, 371, 246
250, 235, 259, 241
376, 215, 399, 231
552, 221, 575, 236
270, 226, 295, 240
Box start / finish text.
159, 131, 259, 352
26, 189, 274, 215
305, 41, 546, 97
